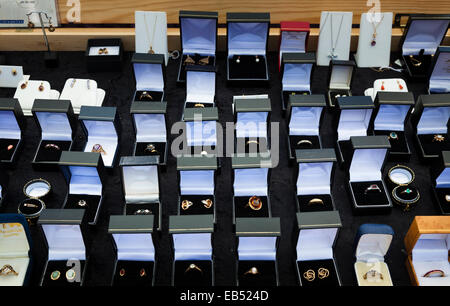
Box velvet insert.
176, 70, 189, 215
0, 138, 19, 161
350, 181, 389, 207
234, 195, 269, 218
34, 140, 71, 162
417, 133, 450, 156
228, 55, 268, 80
174, 260, 212, 286
434, 188, 450, 214
179, 54, 215, 81
113, 260, 154, 286
238, 260, 276, 286
134, 142, 166, 164
374, 130, 408, 154
297, 259, 339, 287
125, 203, 160, 229
65, 194, 101, 224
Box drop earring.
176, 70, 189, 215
38, 82, 44, 92
236, 56, 240, 64
27, 15, 35, 28
48, 17, 55, 32
20, 81, 28, 89
381, 81, 385, 91
397, 80, 404, 90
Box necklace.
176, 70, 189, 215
143, 14, 157, 54
369, 14, 384, 47
322, 13, 344, 59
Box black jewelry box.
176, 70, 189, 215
38, 209, 88, 287
399, 14, 450, 79
181, 107, 219, 155
370, 92, 415, 161
235, 217, 280, 286
79, 105, 120, 168
169, 215, 215, 286
286, 94, 326, 160
59, 151, 106, 225
0, 164, 7, 207
280, 52, 316, 113
428, 46, 450, 94
234, 97, 272, 155
295, 211, 342, 286
294, 149, 337, 212
0, 98, 25, 165
31, 99, 76, 170
132, 53, 166, 103
431, 151, 450, 215
108, 215, 156, 286
130, 101, 168, 167
184, 65, 216, 110
226, 12, 270, 86
346, 136, 393, 215
411, 93, 450, 161
177, 10, 218, 83
86, 38, 123, 72
327, 60, 356, 108
119, 156, 162, 231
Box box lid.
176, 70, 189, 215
108, 215, 154, 233
337, 96, 375, 109
404, 216, 450, 255
289, 94, 326, 108
231, 155, 272, 169
354, 223, 394, 262
234, 97, 271, 113
180, 10, 218, 55
281, 52, 315, 92
169, 215, 214, 233
119, 155, 160, 167
429, 46, 450, 93
183, 107, 218, 121
130, 101, 167, 114
373, 92, 414, 132
177, 155, 217, 170
32, 99, 73, 141
186, 67, 216, 104
375, 92, 415, 105
296, 148, 337, 163
79, 105, 117, 121
236, 217, 280, 237
38, 209, 85, 224
328, 59, 356, 90
132, 53, 165, 92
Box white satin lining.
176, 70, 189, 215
238, 236, 277, 260
180, 170, 214, 195
36, 111, 72, 141
289, 107, 322, 136
349, 148, 387, 182
236, 112, 268, 138
297, 162, 333, 195
186, 70, 215, 104
181, 17, 216, 55
68, 165, 102, 195
402, 19, 450, 55
134, 113, 166, 143
123, 165, 159, 204
282, 63, 312, 92
174, 233, 212, 261
296, 228, 337, 261
234, 168, 268, 196
228, 22, 268, 56
133, 63, 164, 92
0, 110, 20, 139
113, 233, 155, 261
42, 224, 86, 261
417, 106, 450, 135
338, 109, 372, 141
374, 104, 410, 131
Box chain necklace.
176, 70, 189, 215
320, 13, 344, 59
143, 13, 157, 54
369, 14, 384, 47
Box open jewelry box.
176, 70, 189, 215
59, 78, 106, 115
429, 46, 450, 93
130, 101, 168, 166
184, 65, 216, 109
0, 65, 24, 88
31, 99, 76, 169
286, 94, 326, 160
280, 52, 315, 112
226, 12, 270, 85
294, 149, 337, 212
0, 166, 8, 207
0, 98, 25, 165
411, 94, 450, 161
346, 136, 392, 214
236, 217, 280, 286
59, 151, 106, 225
404, 216, 450, 286
234, 97, 271, 155
177, 10, 218, 83
0, 214, 32, 286
86, 38, 123, 72
79, 105, 120, 168
177, 156, 218, 222
119, 156, 162, 231
278, 21, 310, 70
399, 14, 450, 79
132, 53, 166, 103
13, 79, 60, 116
109, 215, 156, 286
181, 107, 218, 155
327, 59, 356, 108
232, 155, 273, 223
38, 209, 87, 287
431, 151, 450, 215
354, 223, 394, 286
370, 92, 415, 160
295, 211, 342, 287
169, 215, 215, 286
335, 96, 375, 166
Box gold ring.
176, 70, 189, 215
297, 139, 313, 147
23, 203, 39, 208
181, 200, 193, 210
409, 55, 422, 67
308, 198, 324, 205
423, 270, 445, 278
303, 269, 315, 282
247, 196, 262, 211
318, 268, 329, 279
201, 199, 213, 209
363, 270, 383, 280
92, 144, 107, 155
140, 91, 153, 100
246, 140, 259, 145
194, 103, 205, 108
244, 267, 259, 275
45, 143, 60, 150
185, 263, 202, 274
0, 265, 18, 276
433, 134, 445, 142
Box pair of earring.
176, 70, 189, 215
22, 82, 44, 91
184, 55, 210, 66
303, 268, 330, 282
236, 56, 260, 64
27, 16, 55, 32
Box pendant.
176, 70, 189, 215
148, 46, 155, 54
371, 34, 377, 46
328, 51, 338, 59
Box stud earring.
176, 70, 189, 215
38, 82, 44, 92
184, 55, 195, 65
255, 56, 260, 63
20, 81, 28, 89
11, 69, 17, 76
236, 56, 240, 64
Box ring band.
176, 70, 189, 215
45, 143, 60, 150
297, 140, 313, 147
308, 198, 324, 206
181, 200, 193, 210
364, 184, 382, 194
194, 103, 205, 108
423, 270, 445, 278
140, 91, 153, 100
23, 203, 39, 208
0, 265, 18, 276
247, 196, 262, 211
246, 140, 259, 145
244, 267, 259, 275
363, 270, 383, 280
185, 263, 202, 274
92, 144, 107, 155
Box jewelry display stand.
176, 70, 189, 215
60, 78, 105, 115
184, 66, 216, 109
135, 11, 168, 66
13, 80, 60, 116
364, 78, 408, 101
182, 107, 218, 155
429, 46, 450, 93
354, 13, 393, 68
0, 65, 25, 88
278, 21, 310, 70
316, 12, 353, 66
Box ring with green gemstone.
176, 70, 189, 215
50, 270, 60, 281
388, 132, 398, 140
401, 188, 413, 195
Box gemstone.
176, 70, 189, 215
50, 270, 60, 281
404, 188, 412, 194
371, 40, 376, 46
66, 269, 76, 281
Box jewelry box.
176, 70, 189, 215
0, 98, 25, 165
354, 223, 394, 286
335, 96, 375, 166
370, 92, 415, 160
346, 136, 392, 214
38, 209, 87, 287
184, 65, 216, 109
59, 78, 106, 115
226, 12, 270, 85
429, 46, 450, 93
31, 99, 76, 170
18, 178, 50, 226
234, 97, 272, 155
404, 216, 450, 286
119, 156, 162, 231
280, 52, 316, 113
0, 165, 7, 207
132, 53, 166, 103
79, 105, 120, 168
236, 217, 280, 286
0, 65, 24, 88
13, 79, 60, 116
411, 94, 450, 161
286, 94, 326, 160
177, 10, 218, 83
0, 213, 32, 286
294, 149, 337, 212
130, 101, 168, 167
399, 14, 450, 79
169, 215, 215, 286
295, 211, 342, 287
177, 156, 218, 223
59, 151, 106, 225
109, 215, 156, 286
86, 38, 123, 72
431, 151, 450, 215
327, 59, 356, 107
232, 155, 273, 223
278, 21, 310, 70
182, 107, 219, 155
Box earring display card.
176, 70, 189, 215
13, 80, 60, 116
60, 78, 105, 115
0, 1, 59, 28
0, 65, 25, 88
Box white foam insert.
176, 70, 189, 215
186, 120, 217, 147
436, 167, 450, 188
430, 51, 450, 93
296, 228, 338, 261
402, 19, 450, 55
368, 78, 408, 101
134, 113, 166, 143
174, 233, 212, 261
417, 106, 450, 135
35, 112, 72, 141
234, 167, 268, 196
374, 104, 410, 131
113, 233, 155, 261
330, 65, 353, 90
350, 148, 387, 182
123, 165, 159, 204
68, 165, 102, 195
0, 65, 24, 88
13, 80, 57, 116
356, 233, 392, 262
289, 107, 322, 136
282, 63, 312, 92
186, 70, 215, 104
180, 170, 214, 195
135, 11, 169, 65
133, 63, 164, 92
88, 46, 121, 56
228, 22, 268, 56
297, 162, 333, 195
0, 222, 29, 286
337, 109, 373, 141
82, 120, 118, 167
180, 17, 216, 55
60, 79, 98, 114
236, 112, 268, 138
238, 236, 277, 261
0, 257, 29, 286
280, 31, 307, 54
42, 224, 85, 261
0, 110, 21, 139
